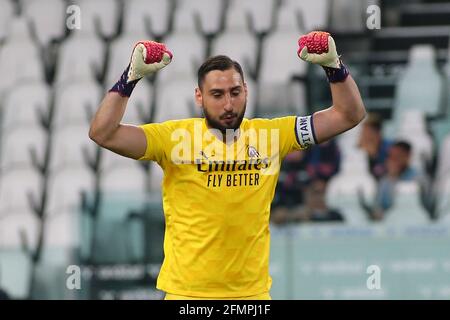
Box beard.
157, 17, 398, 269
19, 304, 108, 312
202, 102, 246, 135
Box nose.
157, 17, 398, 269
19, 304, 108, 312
223, 93, 233, 112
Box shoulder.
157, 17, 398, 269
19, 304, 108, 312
246, 116, 297, 129
141, 118, 203, 131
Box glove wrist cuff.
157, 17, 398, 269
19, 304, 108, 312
322, 59, 349, 83
109, 64, 140, 97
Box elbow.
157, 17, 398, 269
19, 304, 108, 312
349, 102, 366, 127
89, 126, 107, 147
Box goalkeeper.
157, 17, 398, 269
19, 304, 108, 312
89, 32, 366, 300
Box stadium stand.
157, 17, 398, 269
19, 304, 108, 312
1, 0, 450, 300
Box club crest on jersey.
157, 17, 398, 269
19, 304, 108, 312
247, 146, 260, 158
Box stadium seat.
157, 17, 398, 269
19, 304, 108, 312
0, 209, 40, 249
256, 81, 306, 118
336, 122, 364, 154
1, 82, 51, 132
435, 172, 450, 221
326, 150, 376, 225
99, 148, 139, 173
55, 34, 106, 85
46, 167, 94, 213
72, 0, 120, 38
0, 168, 43, 215
382, 181, 429, 226
22, 0, 65, 46
210, 31, 258, 77
44, 209, 80, 247
393, 45, 444, 118
279, 0, 329, 32
329, 0, 375, 33
0, 126, 47, 171
153, 77, 199, 122
52, 85, 95, 127
0, 0, 14, 42
260, 32, 308, 83
226, 0, 278, 33
257, 31, 308, 117
0, 17, 44, 97
53, 80, 102, 129
434, 134, 450, 195
123, 0, 172, 37
100, 163, 149, 204
49, 124, 97, 171
158, 33, 206, 83
174, 0, 224, 34
122, 80, 154, 124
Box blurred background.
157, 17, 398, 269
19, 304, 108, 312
1, 0, 450, 300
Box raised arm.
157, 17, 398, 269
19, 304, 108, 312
89, 41, 172, 159
297, 31, 366, 144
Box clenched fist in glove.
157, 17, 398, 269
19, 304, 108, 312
297, 31, 349, 83
110, 41, 173, 97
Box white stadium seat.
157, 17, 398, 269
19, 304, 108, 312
211, 31, 258, 77
153, 77, 199, 122
0, 168, 43, 215
282, 0, 329, 32
0, 209, 40, 249
123, 0, 172, 36
53, 80, 102, 128
0, 18, 44, 95
174, 0, 224, 34
122, 80, 154, 124
49, 124, 96, 171
46, 167, 94, 213
55, 34, 106, 84
72, 0, 120, 38
22, 0, 65, 46
158, 33, 206, 82
2, 82, 51, 132
0, 126, 47, 171
226, 0, 277, 33
0, 0, 15, 41
106, 33, 150, 87
382, 181, 429, 226
100, 163, 148, 197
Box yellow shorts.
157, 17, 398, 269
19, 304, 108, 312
164, 292, 272, 300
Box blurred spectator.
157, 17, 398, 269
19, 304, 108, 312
358, 113, 392, 180
273, 139, 341, 208
370, 141, 418, 221
271, 179, 344, 225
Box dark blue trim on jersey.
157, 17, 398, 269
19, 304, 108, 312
294, 116, 301, 146
310, 113, 318, 144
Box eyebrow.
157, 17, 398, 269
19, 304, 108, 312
209, 86, 242, 94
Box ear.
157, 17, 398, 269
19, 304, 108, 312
243, 82, 248, 99
195, 87, 203, 107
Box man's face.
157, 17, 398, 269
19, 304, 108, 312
386, 146, 410, 176
195, 68, 247, 134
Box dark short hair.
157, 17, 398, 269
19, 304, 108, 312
197, 55, 244, 90
392, 141, 412, 153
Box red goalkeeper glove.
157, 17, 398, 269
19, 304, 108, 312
297, 31, 349, 83
110, 40, 173, 97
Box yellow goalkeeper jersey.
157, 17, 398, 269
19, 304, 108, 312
138, 115, 315, 297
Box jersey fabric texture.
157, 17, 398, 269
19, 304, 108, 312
138, 116, 315, 297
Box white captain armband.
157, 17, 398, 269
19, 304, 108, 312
295, 115, 317, 149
